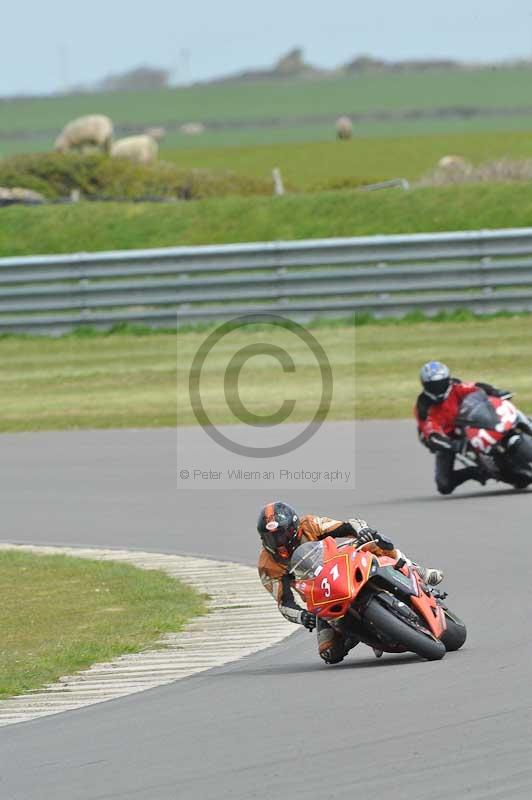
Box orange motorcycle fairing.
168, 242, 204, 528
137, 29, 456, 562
410, 571, 447, 638
294, 537, 448, 642
295, 541, 373, 619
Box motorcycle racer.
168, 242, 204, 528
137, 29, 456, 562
257, 501, 444, 664
415, 361, 509, 494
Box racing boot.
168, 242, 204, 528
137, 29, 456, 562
415, 565, 444, 586
473, 465, 489, 486
454, 465, 488, 489
438, 467, 486, 494
319, 640, 353, 664
398, 552, 444, 587
435, 451, 487, 494
317, 619, 353, 664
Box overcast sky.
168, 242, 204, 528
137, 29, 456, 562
3, 0, 532, 96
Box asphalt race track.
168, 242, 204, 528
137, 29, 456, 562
1, 421, 531, 800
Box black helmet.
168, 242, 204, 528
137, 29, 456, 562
257, 501, 301, 562
420, 361, 451, 403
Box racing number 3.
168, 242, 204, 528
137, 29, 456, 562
320, 563, 340, 597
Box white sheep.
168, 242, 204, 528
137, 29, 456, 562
437, 155, 471, 171
0, 186, 45, 204
145, 127, 166, 141
55, 114, 113, 153
180, 122, 205, 136
336, 116, 353, 140
110, 134, 158, 164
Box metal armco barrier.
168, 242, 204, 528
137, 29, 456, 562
2, 227, 532, 333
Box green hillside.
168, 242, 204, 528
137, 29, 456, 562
2, 66, 532, 156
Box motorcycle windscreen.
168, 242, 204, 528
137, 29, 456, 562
458, 390, 499, 430
291, 540, 325, 580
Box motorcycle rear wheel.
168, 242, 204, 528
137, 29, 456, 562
364, 597, 445, 661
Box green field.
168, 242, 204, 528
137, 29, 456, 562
163, 131, 532, 189
0, 549, 206, 698
1, 316, 532, 432
2, 181, 532, 257
5, 128, 532, 201
2, 66, 532, 156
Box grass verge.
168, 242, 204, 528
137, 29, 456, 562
0, 550, 207, 699
3, 182, 532, 257
0, 334, 178, 431
354, 315, 532, 418
1, 315, 532, 431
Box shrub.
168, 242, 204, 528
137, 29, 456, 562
311, 176, 379, 192
419, 158, 532, 187
0, 152, 273, 201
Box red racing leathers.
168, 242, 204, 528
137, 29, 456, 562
415, 378, 501, 493
415, 380, 481, 443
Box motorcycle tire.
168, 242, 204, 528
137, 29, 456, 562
507, 433, 532, 474
440, 609, 467, 651
363, 597, 445, 661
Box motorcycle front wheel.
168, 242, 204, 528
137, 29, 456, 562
363, 597, 445, 661
440, 609, 467, 651
505, 433, 532, 481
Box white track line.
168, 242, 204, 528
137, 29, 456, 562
0, 544, 296, 727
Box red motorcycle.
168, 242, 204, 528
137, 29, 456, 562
292, 537, 466, 662
455, 390, 532, 488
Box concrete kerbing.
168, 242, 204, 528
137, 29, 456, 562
0, 543, 296, 727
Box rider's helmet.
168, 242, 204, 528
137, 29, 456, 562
290, 540, 325, 580
257, 501, 301, 563
420, 361, 451, 403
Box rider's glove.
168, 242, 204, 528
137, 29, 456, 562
427, 432, 453, 453
357, 527, 395, 551
299, 611, 317, 631
347, 518, 372, 534
493, 389, 512, 399
418, 429, 432, 449
355, 526, 379, 545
